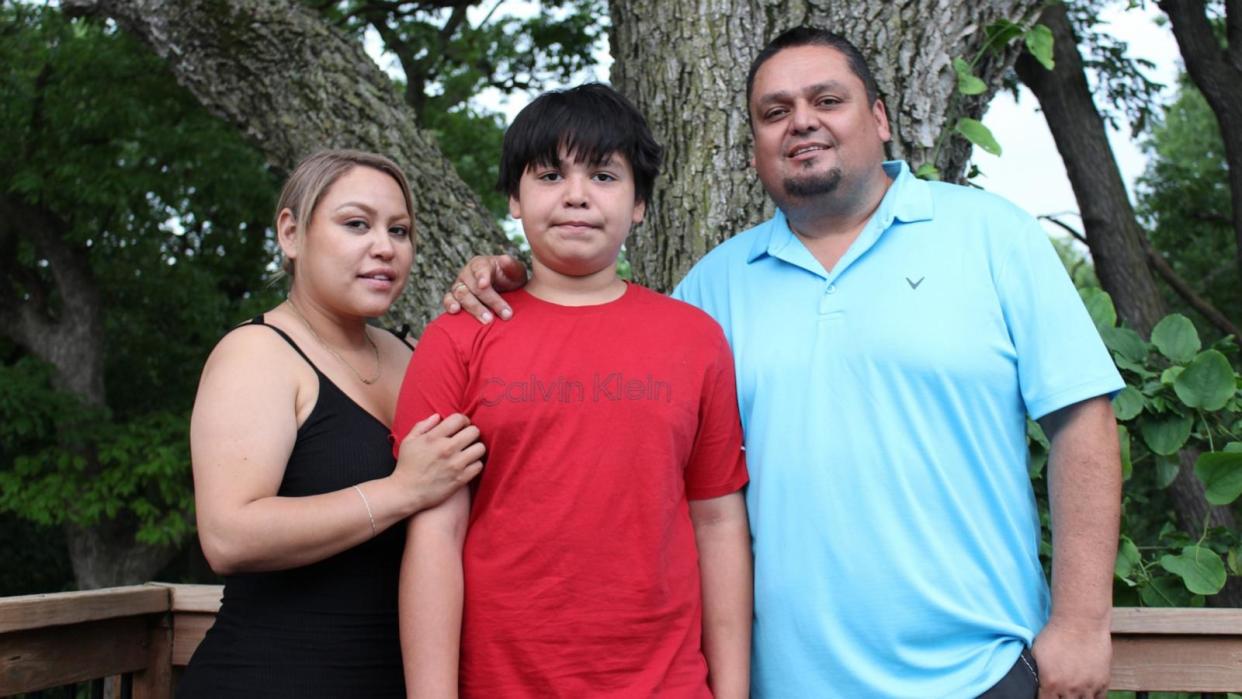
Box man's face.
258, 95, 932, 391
748, 44, 891, 207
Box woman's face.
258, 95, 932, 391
282, 166, 414, 318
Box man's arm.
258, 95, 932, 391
689, 491, 752, 699
1033, 395, 1120, 699
399, 488, 471, 697
442, 254, 529, 322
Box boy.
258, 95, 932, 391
391, 83, 751, 698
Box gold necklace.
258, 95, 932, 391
285, 298, 381, 385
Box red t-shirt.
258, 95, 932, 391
392, 284, 748, 698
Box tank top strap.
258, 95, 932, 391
385, 324, 415, 350
240, 314, 322, 374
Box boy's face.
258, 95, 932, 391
509, 147, 646, 279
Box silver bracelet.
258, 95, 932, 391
352, 484, 377, 538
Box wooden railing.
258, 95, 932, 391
1, 586, 1240, 697
0, 583, 218, 698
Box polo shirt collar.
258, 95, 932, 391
745, 160, 934, 269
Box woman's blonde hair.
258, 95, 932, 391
276, 149, 415, 275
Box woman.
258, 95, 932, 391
178, 150, 484, 697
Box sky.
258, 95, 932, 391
973, 3, 1182, 234
367, 3, 1183, 239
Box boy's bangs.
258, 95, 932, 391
523, 114, 629, 173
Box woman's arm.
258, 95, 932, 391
190, 327, 483, 575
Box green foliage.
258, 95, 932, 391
1023, 23, 1055, 70
1065, 0, 1165, 135
953, 58, 987, 95
1047, 291, 1242, 602
915, 20, 1053, 178
954, 117, 1002, 156
0, 6, 280, 551
1160, 546, 1227, 596
1195, 446, 1242, 506
0, 361, 193, 546
315, 0, 607, 220
1136, 80, 1238, 332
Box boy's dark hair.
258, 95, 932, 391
745, 27, 880, 110
498, 83, 663, 205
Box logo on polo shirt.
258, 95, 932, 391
906, 276, 925, 290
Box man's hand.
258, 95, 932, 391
442, 254, 529, 323
1031, 614, 1111, 699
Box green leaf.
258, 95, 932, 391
1024, 24, 1055, 71
1173, 350, 1236, 410
1027, 419, 1050, 449
984, 19, 1025, 48
1118, 424, 1132, 480
953, 57, 987, 95
1028, 448, 1047, 479
1140, 575, 1192, 607
1114, 355, 1155, 378
1101, 326, 1148, 363
1160, 545, 1227, 595
954, 118, 1002, 156
1141, 412, 1193, 456
1079, 288, 1117, 330
1115, 535, 1140, 580
1229, 546, 1241, 576
1161, 366, 1185, 385
1194, 450, 1242, 505
1151, 314, 1201, 363
1111, 386, 1144, 421
1154, 455, 1180, 488
913, 162, 941, 181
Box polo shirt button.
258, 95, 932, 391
826, 284, 837, 294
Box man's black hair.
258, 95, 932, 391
497, 83, 663, 205
745, 27, 880, 110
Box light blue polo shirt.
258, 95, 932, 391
673, 161, 1123, 698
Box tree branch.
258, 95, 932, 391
61, 0, 510, 335
1137, 231, 1242, 340
1041, 213, 1241, 339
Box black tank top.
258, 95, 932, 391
178, 316, 411, 698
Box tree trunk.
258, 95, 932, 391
64, 521, 177, 589
61, 0, 512, 334
1014, 2, 1166, 337
1017, 3, 1240, 606
1159, 0, 1242, 298
0, 197, 178, 588
610, 0, 1044, 291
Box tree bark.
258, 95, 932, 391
1017, 3, 1240, 606
61, 0, 512, 334
610, 0, 1044, 291
1159, 0, 1242, 297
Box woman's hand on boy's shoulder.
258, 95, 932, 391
442, 254, 528, 323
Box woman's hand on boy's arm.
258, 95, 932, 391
442, 254, 529, 323
689, 491, 752, 699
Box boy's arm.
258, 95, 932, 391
689, 491, 751, 699
399, 488, 471, 697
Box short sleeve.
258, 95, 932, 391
684, 325, 748, 500
390, 323, 469, 458
996, 218, 1124, 420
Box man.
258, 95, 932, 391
447, 27, 1122, 699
